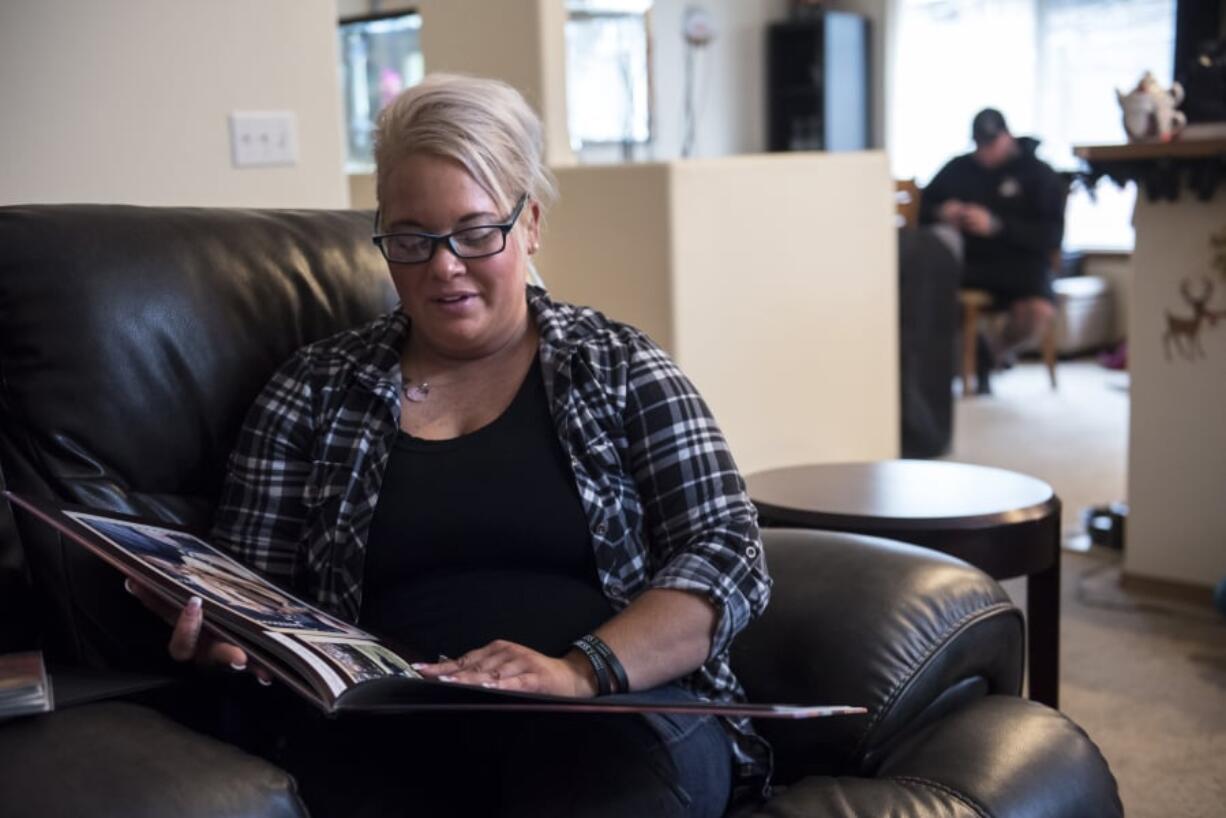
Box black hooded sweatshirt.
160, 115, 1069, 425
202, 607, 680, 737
919, 136, 1065, 299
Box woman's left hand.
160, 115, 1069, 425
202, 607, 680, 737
413, 639, 598, 698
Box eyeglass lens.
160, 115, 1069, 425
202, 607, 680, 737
383, 226, 505, 263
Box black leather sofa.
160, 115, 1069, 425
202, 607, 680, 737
0, 205, 1121, 818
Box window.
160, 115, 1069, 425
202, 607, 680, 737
338, 11, 424, 173
565, 1, 653, 152
889, 0, 1176, 251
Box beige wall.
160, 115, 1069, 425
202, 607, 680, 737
670, 153, 898, 471
536, 163, 675, 351
537, 152, 900, 473
0, 0, 347, 208
349, 174, 377, 214
1124, 194, 1226, 588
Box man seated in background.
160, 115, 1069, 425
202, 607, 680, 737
920, 108, 1065, 382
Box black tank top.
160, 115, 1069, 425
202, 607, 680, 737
360, 358, 613, 659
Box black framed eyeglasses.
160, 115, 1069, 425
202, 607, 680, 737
372, 194, 528, 264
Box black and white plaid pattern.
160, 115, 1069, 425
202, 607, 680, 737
212, 285, 773, 790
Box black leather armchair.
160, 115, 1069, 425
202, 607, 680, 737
0, 205, 1121, 818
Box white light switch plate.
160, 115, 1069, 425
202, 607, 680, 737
229, 111, 298, 168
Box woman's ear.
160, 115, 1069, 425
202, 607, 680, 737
524, 200, 542, 254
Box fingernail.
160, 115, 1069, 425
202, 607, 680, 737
124, 579, 136, 595
410, 663, 429, 670
230, 661, 247, 672
258, 676, 272, 687
439, 675, 457, 682
187, 596, 202, 612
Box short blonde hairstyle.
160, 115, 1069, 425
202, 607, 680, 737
374, 73, 557, 219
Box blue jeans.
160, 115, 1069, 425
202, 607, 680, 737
268, 682, 733, 818
500, 684, 733, 818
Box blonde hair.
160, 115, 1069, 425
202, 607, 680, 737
374, 73, 557, 219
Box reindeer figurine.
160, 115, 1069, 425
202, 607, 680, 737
1163, 278, 1218, 361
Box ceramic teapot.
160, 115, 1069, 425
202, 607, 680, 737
1117, 71, 1186, 142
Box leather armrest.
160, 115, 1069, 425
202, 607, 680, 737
731, 529, 1024, 781
875, 695, 1122, 818
0, 701, 307, 818
735, 697, 1121, 818
733, 776, 981, 818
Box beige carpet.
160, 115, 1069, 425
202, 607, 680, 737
944, 360, 1226, 818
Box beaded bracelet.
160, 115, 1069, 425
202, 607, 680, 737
571, 635, 612, 696
579, 634, 629, 694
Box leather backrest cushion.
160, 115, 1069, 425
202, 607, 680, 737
0, 205, 395, 514
0, 205, 396, 662
0, 457, 35, 652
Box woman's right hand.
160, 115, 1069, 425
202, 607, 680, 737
125, 578, 271, 684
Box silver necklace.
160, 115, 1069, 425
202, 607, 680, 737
402, 379, 430, 403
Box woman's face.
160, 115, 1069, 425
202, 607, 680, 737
379, 152, 540, 361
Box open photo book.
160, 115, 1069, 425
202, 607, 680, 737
5, 491, 865, 721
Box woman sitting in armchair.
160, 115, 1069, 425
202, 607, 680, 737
130, 73, 771, 818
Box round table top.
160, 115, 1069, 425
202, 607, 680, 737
746, 460, 1056, 531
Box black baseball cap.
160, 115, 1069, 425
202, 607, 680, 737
972, 108, 1010, 146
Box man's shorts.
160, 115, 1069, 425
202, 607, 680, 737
962, 264, 1055, 307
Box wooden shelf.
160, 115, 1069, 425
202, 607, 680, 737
1074, 139, 1226, 162
1076, 137, 1226, 202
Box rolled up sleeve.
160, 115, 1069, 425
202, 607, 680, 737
623, 338, 772, 659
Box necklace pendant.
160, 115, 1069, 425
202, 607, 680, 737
403, 382, 430, 403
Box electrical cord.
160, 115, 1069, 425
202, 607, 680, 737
681, 42, 697, 157
680, 7, 714, 158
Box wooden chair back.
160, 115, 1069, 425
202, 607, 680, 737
895, 179, 921, 229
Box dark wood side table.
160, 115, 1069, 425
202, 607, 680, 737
746, 460, 1061, 708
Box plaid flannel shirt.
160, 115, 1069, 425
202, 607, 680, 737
212, 285, 773, 790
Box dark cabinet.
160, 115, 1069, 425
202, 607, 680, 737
767, 12, 870, 152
